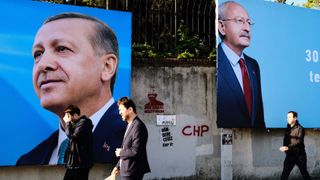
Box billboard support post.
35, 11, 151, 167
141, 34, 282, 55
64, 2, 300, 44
221, 128, 233, 180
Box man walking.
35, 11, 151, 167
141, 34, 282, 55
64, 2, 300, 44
63, 105, 93, 180
279, 111, 311, 180
112, 97, 150, 180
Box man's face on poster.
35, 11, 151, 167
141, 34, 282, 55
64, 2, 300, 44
32, 18, 105, 114
219, 3, 251, 52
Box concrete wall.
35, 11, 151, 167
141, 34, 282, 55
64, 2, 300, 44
1, 63, 320, 179
131, 62, 216, 179
231, 128, 320, 179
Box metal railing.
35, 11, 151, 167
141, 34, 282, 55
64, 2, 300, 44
107, 0, 215, 56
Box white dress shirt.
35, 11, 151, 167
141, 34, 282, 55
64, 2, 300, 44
221, 42, 245, 92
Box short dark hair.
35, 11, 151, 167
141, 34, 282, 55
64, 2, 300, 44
64, 105, 81, 116
43, 12, 119, 93
117, 96, 136, 113
288, 111, 298, 118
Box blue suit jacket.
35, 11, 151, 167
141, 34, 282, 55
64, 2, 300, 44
217, 43, 265, 128
117, 117, 150, 177
16, 102, 127, 165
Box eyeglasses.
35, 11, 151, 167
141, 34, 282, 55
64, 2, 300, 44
220, 17, 255, 26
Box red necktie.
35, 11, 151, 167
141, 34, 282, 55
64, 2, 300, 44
239, 58, 252, 116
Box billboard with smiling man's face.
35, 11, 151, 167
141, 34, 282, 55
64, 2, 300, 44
0, 1, 131, 166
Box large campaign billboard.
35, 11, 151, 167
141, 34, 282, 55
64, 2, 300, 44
0, 1, 131, 166
217, 0, 320, 128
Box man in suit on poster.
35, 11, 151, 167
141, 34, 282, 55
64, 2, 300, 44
17, 12, 127, 165
111, 97, 150, 180
217, 1, 265, 128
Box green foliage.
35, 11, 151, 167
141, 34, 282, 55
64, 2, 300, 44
132, 42, 157, 58
132, 21, 212, 60
157, 26, 176, 57
175, 21, 211, 60
274, 0, 317, 8
208, 48, 216, 61
303, 0, 318, 8
177, 50, 194, 60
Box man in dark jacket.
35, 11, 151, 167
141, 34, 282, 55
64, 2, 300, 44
111, 97, 150, 180
279, 111, 311, 180
63, 105, 93, 180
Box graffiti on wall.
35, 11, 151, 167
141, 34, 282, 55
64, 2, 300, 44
157, 115, 175, 147
144, 93, 164, 113
222, 134, 232, 145
182, 125, 209, 136
161, 127, 174, 147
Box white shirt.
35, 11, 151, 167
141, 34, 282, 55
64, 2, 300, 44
221, 42, 245, 92
123, 121, 132, 140
48, 98, 115, 165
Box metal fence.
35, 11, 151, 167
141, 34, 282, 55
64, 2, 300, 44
36, 0, 215, 57
107, 0, 215, 55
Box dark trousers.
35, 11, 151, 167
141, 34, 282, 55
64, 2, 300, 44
63, 168, 90, 180
121, 174, 144, 180
281, 153, 311, 180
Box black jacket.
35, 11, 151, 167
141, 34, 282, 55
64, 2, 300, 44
65, 115, 93, 169
283, 121, 306, 156
16, 102, 127, 165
